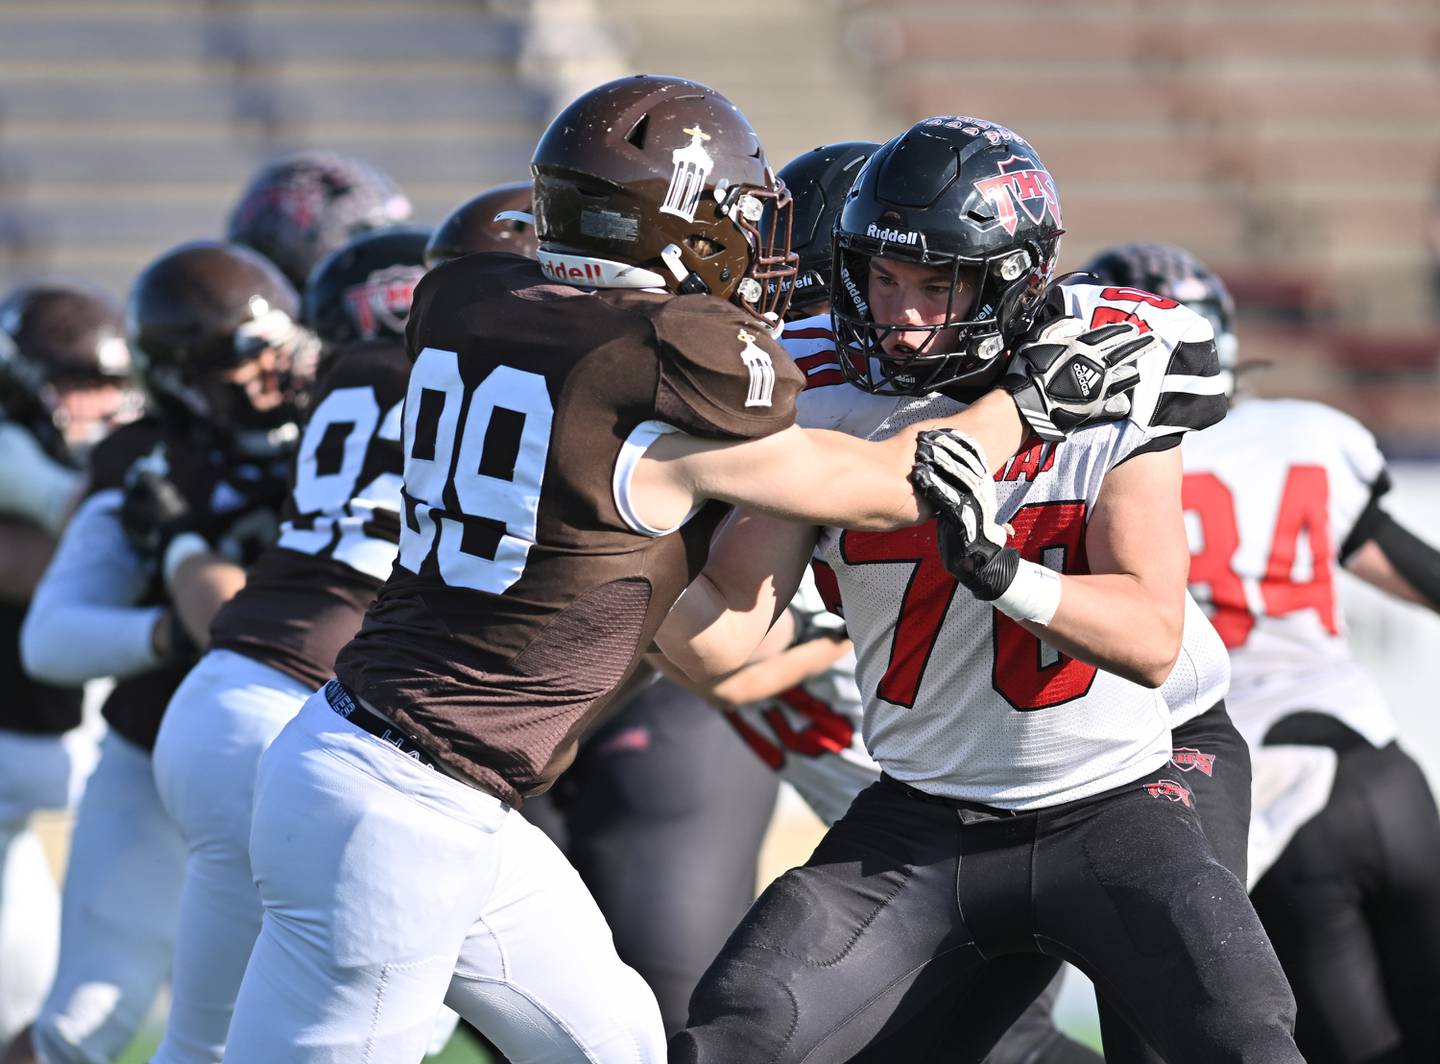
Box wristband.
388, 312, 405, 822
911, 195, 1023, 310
162, 531, 210, 589
990, 558, 1062, 625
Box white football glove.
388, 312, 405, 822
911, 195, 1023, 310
910, 429, 1019, 600
1003, 318, 1157, 442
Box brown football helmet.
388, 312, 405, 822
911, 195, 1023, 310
127, 241, 317, 447
532, 74, 796, 324
425, 181, 538, 268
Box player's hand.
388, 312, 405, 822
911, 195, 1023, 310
120, 447, 197, 562
1003, 318, 1156, 442
910, 429, 1020, 600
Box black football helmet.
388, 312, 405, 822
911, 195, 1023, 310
532, 75, 797, 324
1082, 242, 1238, 391
832, 117, 1064, 396
226, 150, 413, 289
303, 225, 430, 348
772, 142, 878, 317
127, 241, 318, 452
0, 283, 137, 460
425, 182, 538, 268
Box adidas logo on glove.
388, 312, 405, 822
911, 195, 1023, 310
1070, 360, 1100, 398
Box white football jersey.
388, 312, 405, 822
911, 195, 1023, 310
722, 569, 880, 826
1180, 397, 1396, 748
782, 283, 1224, 808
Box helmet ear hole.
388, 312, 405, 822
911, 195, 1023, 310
685, 236, 725, 258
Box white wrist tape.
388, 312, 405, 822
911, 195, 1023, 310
162, 532, 210, 590
991, 558, 1062, 625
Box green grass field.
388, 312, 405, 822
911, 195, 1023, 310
117, 1027, 498, 1063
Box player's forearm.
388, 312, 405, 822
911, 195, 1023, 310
708, 637, 853, 709
792, 392, 1026, 532
1016, 573, 1183, 688
655, 572, 779, 683
1347, 520, 1440, 613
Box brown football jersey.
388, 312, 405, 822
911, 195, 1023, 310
84, 417, 293, 750
209, 340, 409, 689
0, 599, 83, 735
334, 254, 802, 804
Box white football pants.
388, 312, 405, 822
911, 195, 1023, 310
152, 651, 459, 1064
226, 688, 666, 1064
0, 725, 101, 1047
31, 730, 185, 1064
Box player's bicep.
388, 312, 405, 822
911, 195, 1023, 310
1086, 446, 1188, 607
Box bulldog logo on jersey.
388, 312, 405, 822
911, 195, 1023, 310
972, 156, 1062, 237
660, 126, 715, 223
738, 328, 775, 407
344, 265, 424, 341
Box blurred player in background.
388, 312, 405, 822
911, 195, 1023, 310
226, 149, 413, 291
424, 181, 539, 268
1, 242, 312, 1064
1090, 242, 1440, 1064
662, 117, 1299, 1063
0, 284, 137, 1046
147, 226, 432, 1064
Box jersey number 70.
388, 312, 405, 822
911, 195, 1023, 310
841, 501, 1094, 712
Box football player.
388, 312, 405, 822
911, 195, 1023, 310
1, 243, 312, 1064
226, 149, 413, 290
0, 284, 136, 1045
1090, 242, 1440, 1063
424, 181, 539, 268
226, 78, 1149, 1063
660, 117, 1302, 1063
148, 226, 435, 1064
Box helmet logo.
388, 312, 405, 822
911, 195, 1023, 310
864, 223, 920, 246
737, 328, 775, 408
344, 265, 424, 340
972, 156, 1061, 236
660, 126, 715, 223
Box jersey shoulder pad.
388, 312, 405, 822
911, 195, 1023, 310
1061, 282, 1227, 444
85, 417, 168, 496
648, 295, 802, 440
313, 339, 411, 408
1268, 398, 1387, 488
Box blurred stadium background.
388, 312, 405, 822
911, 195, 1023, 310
3, 0, 1436, 1058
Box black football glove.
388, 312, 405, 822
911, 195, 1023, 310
120, 447, 198, 562
909, 430, 1020, 601
1003, 318, 1157, 442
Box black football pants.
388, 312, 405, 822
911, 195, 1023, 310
1251, 714, 1440, 1064
532, 677, 779, 1034
671, 763, 1300, 1064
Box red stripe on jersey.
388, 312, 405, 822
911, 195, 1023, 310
810, 560, 844, 617
782, 326, 835, 341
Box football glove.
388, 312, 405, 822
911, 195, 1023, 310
910, 429, 1020, 601
120, 446, 198, 563
1003, 318, 1156, 442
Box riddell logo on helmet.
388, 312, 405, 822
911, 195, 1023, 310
865, 223, 920, 246
539, 257, 608, 284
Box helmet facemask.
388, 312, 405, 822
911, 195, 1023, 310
831, 237, 1054, 397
